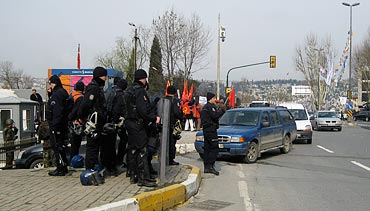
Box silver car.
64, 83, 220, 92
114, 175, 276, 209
313, 111, 342, 131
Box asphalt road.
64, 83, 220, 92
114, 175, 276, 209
173, 123, 370, 211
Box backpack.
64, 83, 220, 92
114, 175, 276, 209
105, 87, 116, 119
123, 85, 139, 120
64, 94, 74, 113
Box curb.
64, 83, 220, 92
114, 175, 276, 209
84, 165, 201, 211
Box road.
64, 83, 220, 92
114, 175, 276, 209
174, 122, 370, 211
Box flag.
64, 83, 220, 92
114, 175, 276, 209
182, 80, 188, 102
228, 88, 235, 108
77, 44, 81, 69
188, 83, 194, 100
165, 80, 170, 96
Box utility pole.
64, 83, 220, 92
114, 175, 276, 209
217, 14, 221, 99
129, 22, 138, 73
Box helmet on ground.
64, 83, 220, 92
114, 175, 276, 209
80, 169, 104, 186
71, 155, 84, 168
5, 119, 14, 126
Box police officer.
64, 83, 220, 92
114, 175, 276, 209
47, 75, 70, 176
78, 67, 115, 173
200, 92, 225, 175
112, 78, 128, 166
3, 119, 18, 169
68, 81, 85, 160
166, 85, 183, 165
125, 69, 160, 187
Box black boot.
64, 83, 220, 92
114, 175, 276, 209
137, 179, 157, 187
130, 174, 138, 184
48, 166, 66, 176
204, 168, 219, 176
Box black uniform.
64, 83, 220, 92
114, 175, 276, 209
112, 86, 128, 165
30, 91, 43, 120
168, 96, 183, 164
46, 77, 69, 176
78, 78, 109, 170
68, 90, 84, 160
125, 80, 157, 186
200, 102, 224, 172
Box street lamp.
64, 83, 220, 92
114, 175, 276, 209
129, 22, 138, 73
313, 48, 324, 110
342, 2, 360, 104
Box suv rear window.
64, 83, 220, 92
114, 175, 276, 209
278, 110, 294, 123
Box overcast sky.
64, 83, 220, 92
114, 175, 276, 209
1, 0, 369, 82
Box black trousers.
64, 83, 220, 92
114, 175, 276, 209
169, 134, 177, 161
116, 128, 128, 164
100, 132, 117, 170
49, 130, 68, 169
70, 134, 82, 161
203, 130, 219, 169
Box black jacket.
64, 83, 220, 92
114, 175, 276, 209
112, 88, 126, 124
131, 81, 156, 123
68, 91, 84, 121
200, 102, 224, 131
47, 85, 69, 131
30, 93, 43, 104
78, 79, 107, 129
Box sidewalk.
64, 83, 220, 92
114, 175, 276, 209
0, 131, 201, 211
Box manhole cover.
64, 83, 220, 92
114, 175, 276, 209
188, 199, 233, 210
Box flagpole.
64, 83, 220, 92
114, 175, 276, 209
77, 43, 81, 69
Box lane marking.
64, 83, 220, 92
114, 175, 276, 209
238, 170, 245, 178
316, 145, 334, 153
351, 161, 370, 172
238, 181, 254, 211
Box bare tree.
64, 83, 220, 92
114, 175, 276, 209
294, 33, 336, 109
0, 61, 34, 89
353, 27, 370, 102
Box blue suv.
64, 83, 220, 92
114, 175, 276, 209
195, 107, 297, 163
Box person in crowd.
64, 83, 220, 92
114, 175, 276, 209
46, 75, 70, 176
166, 85, 183, 165
78, 67, 118, 176
3, 119, 18, 169
200, 92, 226, 176
183, 99, 195, 131
125, 69, 160, 187
112, 78, 128, 168
193, 101, 202, 131
68, 81, 85, 160
30, 88, 44, 120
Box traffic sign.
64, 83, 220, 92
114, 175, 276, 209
347, 104, 353, 110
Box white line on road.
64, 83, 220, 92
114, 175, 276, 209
351, 161, 370, 172
238, 181, 254, 211
316, 145, 335, 153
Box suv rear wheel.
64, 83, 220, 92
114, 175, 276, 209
243, 142, 258, 163
280, 135, 291, 154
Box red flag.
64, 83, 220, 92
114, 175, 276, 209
77, 44, 81, 69
182, 80, 188, 102
165, 80, 170, 96
188, 83, 194, 101
228, 88, 235, 108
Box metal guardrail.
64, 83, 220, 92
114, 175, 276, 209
0, 137, 38, 167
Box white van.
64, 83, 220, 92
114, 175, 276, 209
278, 103, 313, 144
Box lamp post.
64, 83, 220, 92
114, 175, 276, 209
342, 2, 360, 104
129, 22, 138, 73
313, 48, 324, 110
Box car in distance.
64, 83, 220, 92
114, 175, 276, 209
312, 110, 342, 131
194, 107, 297, 163
15, 144, 44, 169
353, 111, 370, 122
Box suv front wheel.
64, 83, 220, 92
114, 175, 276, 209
243, 142, 258, 163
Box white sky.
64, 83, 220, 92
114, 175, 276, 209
1, 0, 369, 82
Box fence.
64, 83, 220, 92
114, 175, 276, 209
0, 137, 38, 168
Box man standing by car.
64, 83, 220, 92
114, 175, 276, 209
46, 75, 70, 176
200, 92, 225, 175
3, 119, 18, 169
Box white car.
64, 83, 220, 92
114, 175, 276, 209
313, 111, 342, 131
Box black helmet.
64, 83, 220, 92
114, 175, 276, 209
5, 119, 14, 126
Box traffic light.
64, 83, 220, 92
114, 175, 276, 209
270, 56, 276, 68
347, 90, 351, 99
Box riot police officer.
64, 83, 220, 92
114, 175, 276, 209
200, 92, 225, 175
125, 69, 160, 187
47, 75, 70, 176
78, 67, 114, 173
